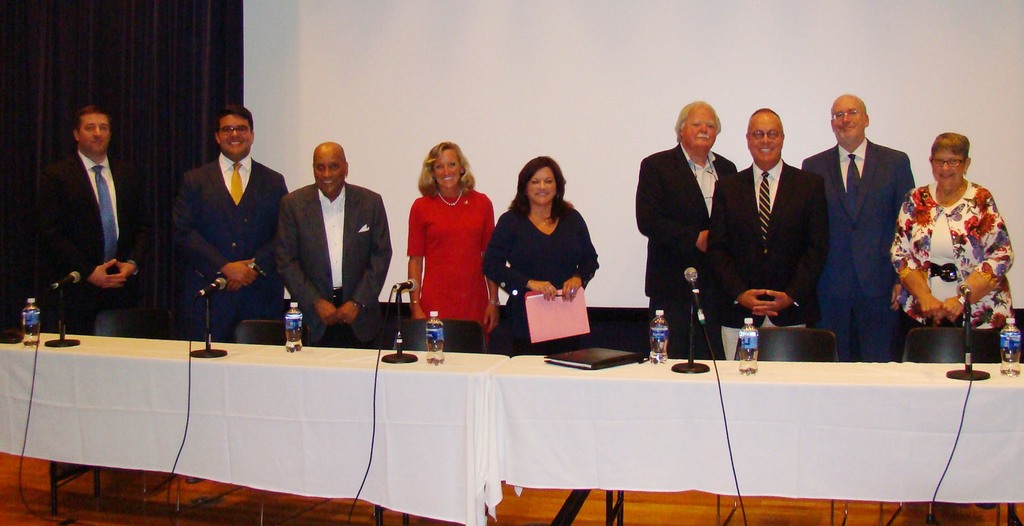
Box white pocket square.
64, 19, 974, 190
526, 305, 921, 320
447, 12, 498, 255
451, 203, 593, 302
358, 224, 370, 233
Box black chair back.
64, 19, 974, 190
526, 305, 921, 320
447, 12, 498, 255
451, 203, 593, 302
399, 319, 487, 353
757, 327, 838, 362
93, 308, 173, 339
902, 327, 1000, 364
234, 319, 287, 345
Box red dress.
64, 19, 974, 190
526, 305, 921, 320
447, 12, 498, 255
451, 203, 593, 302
407, 190, 495, 325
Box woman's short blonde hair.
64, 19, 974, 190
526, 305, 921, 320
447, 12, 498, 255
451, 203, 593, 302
418, 141, 476, 196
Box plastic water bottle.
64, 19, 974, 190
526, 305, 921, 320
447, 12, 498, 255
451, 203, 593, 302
284, 301, 303, 352
1000, 317, 1021, 377
649, 309, 668, 364
426, 311, 445, 365
22, 298, 40, 346
737, 317, 759, 375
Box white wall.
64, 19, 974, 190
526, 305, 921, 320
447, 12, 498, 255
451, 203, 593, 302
245, 0, 1024, 307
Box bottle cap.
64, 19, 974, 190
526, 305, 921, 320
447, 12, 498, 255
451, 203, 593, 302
1009, 318, 1017, 325
744, 317, 754, 324
290, 301, 298, 308
27, 298, 35, 303
429, 311, 439, 317
655, 309, 664, 316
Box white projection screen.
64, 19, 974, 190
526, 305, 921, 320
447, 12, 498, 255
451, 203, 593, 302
245, 1, 1024, 308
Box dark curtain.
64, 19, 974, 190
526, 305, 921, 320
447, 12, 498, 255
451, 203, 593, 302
1, 1, 243, 329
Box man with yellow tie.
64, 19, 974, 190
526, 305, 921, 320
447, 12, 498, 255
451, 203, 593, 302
173, 105, 288, 341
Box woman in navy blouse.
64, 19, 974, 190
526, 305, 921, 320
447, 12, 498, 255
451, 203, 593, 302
484, 156, 599, 355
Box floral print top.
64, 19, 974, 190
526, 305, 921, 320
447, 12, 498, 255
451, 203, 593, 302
891, 181, 1013, 328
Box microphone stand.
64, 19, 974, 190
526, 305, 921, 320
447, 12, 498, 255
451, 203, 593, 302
45, 287, 80, 348
382, 287, 416, 364
191, 296, 227, 359
946, 291, 989, 381
673, 292, 710, 374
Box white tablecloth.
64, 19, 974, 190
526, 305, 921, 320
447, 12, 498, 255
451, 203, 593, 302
0, 336, 507, 526
488, 356, 1024, 507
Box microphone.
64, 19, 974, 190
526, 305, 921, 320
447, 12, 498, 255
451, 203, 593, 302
683, 267, 706, 325
49, 271, 82, 290
392, 279, 419, 292
195, 277, 228, 298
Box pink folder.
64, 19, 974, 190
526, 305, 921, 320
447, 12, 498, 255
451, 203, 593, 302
525, 287, 591, 343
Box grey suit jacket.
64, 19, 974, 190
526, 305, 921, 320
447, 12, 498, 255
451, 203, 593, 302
276, 183, 392, 343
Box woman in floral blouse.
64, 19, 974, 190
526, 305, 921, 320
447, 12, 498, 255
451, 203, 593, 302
891, 132, 1013, 328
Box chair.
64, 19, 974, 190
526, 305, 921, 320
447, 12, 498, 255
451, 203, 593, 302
51, 308, 174, 515
721, 327, 842, 525
93, 307, 173, 339
398, 319, 487, 353
234, 319, 287, 345
902, 327, 1001, 364
757, 327, 838, 362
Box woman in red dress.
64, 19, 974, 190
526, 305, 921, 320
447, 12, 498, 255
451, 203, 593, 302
407, 142, 499, 332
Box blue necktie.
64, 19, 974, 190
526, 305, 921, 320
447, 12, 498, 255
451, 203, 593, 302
846, 153, 860, 209
93, 165, 117, 261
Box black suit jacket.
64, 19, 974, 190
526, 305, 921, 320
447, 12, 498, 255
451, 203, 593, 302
276, 184, 392, 343
708, 163, 829, 327
636, 144, 737, 301
801, 141, 914, 299
173, 159, 288, 340
38, 154, 150, 328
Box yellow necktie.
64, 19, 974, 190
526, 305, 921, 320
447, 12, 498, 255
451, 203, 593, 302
230, 162, 243, 205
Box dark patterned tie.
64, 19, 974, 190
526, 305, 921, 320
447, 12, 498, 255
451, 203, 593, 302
93, 165, 117, 261
758, 171, 771, 247
846, 153, 860, 208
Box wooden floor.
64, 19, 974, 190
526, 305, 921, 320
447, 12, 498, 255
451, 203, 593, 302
0, 453, 1012, 525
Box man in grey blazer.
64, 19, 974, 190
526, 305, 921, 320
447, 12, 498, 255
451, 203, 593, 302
802, 94, 915, 362
276, 142, 392, 347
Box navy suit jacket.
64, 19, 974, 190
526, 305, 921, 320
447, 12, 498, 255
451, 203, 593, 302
708, 163, 829, 327
636, 144, 737, 305
39, 154, 150, 328
801, 141, 914, 299
173, 159, 288, 339
276, 184, 392, 344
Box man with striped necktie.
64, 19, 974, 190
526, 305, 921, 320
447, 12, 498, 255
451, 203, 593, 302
708, 108, 829, 357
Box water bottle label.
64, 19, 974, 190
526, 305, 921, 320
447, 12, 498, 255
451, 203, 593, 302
740, 333, 758, 350
285, 316, 302, 331
1002, 332, 1021, 351
24, 311, 39, 325
427, 326, 443, 342
651, 327, 668, 342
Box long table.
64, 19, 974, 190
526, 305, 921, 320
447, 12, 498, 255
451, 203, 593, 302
0, 336, 507, 526
487, 356, 1024, 510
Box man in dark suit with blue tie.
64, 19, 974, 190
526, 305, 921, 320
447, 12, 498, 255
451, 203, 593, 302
173, 105, 288, 341
276, 142, 392, 348
39, 105, 151, 335
709, 108, 829, 355
802, 94, 915, 362
636, 101, 737, 360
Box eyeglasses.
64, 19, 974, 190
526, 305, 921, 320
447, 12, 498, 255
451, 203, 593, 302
218, 125, 250, 135
830, 109, 862, 121
930, 158, 964, 168
748, 130, 781, 140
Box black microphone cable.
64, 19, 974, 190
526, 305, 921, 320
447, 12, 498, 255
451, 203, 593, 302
346, 289, 395, 523
16, 321, 70, 524
926, 373, 977, 524
694, 314, 748, 526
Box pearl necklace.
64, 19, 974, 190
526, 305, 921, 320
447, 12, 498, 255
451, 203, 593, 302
438, 189, 463, 207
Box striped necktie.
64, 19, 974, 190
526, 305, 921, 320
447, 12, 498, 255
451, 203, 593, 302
230, 162, 243, 205
758, 171, 771, 248
92, 165, 118, 261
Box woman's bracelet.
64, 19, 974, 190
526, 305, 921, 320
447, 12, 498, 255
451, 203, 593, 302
488, 299, 500, 306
